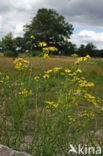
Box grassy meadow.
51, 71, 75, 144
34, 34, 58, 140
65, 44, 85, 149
0, 52, 103, 155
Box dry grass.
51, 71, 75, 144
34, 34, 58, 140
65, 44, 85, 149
1, 55, 103, 74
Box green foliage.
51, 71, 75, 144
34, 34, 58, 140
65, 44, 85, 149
1, 33, 18, 57
78, 43, 97, 57
30, 50, 41, 56
0, 56, 103, 155
4, 50, 18, 57
2, 33, 16, 52
15, 37, 27, 53
24, 8, 73, 53
0, 41, 2, 52
26, 50, 41, 57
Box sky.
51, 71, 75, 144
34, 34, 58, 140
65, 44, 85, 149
0, 0, 103, 49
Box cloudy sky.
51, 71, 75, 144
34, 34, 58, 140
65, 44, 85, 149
0, 0, 103, 49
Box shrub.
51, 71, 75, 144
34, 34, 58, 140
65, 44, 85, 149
4, 50, 18, 57
27, 50, 41, 57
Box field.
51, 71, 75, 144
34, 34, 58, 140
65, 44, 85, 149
0, 53, 103, 155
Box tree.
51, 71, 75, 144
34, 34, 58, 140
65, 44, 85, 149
15, 37, 27, 53
0, 41, 2, 52
78, 43, 97, 57
1, 33, 18, 57
85, 43, 96, 57
2, 33, 16, 51
24, 8, 73, 52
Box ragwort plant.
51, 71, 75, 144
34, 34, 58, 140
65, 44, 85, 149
0, 35, 103, 155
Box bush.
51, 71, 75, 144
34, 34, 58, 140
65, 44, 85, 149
4, 50, 18, 57
27, 50, 41, 57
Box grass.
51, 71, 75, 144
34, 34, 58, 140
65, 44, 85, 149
0, 54, 103, 155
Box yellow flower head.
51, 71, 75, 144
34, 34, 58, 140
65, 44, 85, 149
43, 54, 50, 59
53, 67, 62, 72
30, 35, 35, 39
34, 76, 40, 80
45, 70, 52, 74
43, 74, 50, 79
38, 42, 47, 47
68, 117, 73, 122
76, 69, 82, 73
86, 54, 91, 59
0, 72, 2, 76
13, 58, 30, 71
65, 69, 71, 73
71, 53, 78, 57
5, 75, 9, 80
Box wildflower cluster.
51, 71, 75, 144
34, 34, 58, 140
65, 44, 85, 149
42, 47, 58, 59
45, 101, 58, 111
32, 55, 103, 125
0, 49, 103, 155
84, 93, 102, 110
13, 58, 31, 71
80, 110, 95, 119
0, 72, 9, 85
30, 35, 58, 59
75, 54, 91, 64
18, 88, 33, 97
42, 47, 58, 53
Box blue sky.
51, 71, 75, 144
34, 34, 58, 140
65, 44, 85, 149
73, 27, 103, 34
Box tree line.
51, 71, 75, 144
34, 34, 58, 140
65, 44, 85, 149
0, 8, 103, 57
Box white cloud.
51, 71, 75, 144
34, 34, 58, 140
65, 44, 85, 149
70, 30, 103, 49
14, 24, 24, 37
0, 0, 103, 49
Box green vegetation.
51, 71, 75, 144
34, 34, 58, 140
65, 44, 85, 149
2, 33, 18, 57
24, 8, 73, 54
0, 7, 103, 156
0, 54, 103, 155
0, 8, 103, 57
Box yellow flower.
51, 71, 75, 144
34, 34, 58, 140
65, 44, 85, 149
86, 82, 95, 87
71, 53, 78, 57
86, 54, 91, 59
49, 47, 58, 52
60, 72, 65, 76
89, 112, 95, 118
53, 67, 62, 72
100, 108, 103, 111
38, 42, 47, 47
0, 72, 2, 76
43, 74, 50, 79
65, 69, 71, 73
29, 68, 32, 72
76, 69, 82, 73
34, 76, 40, 80
29, 90, 33, 95
5, 75, 9, 80
69, 72, 76, 76
18, 88, 33, 97
68, 117, 73, 122
79, 79, 87, 87
42, 47, 49, 53
30, 35, 35, 39
43, 53, 50, 59
45, 101, 58, 109
13, 58, 30, 71
42, 46, 58, 53
74, 55, 91, 64
45, 70, 52, 74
